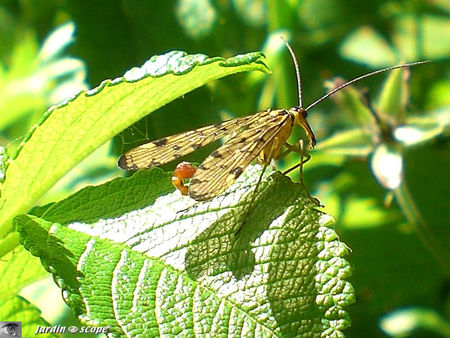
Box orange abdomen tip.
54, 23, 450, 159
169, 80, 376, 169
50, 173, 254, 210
172, 161, 197, 195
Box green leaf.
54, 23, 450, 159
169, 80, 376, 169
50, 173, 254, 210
232, 0, 267, 27
427, 80, 450, 108
0, 145, 6, 183
394, 116, 445, 146
31, 168, 174, 224
16, 166, 354, 337
340, 196, 401, 228
175, 0, 217, 39
0, 246, 54, 337
376, 66, 408, 124
0, 51, 269, 237
316, 129, 374, 157
38, 21, 75, 61
340, 27, 397, 68
0, 246, 48, 296
0, 22, 86, 132
326, 78, 373, 126
380, 307, 450, 337
393, 15, 450, 61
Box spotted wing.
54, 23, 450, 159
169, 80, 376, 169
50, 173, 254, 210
118, 112, 269, 170
188, 111, 292, 201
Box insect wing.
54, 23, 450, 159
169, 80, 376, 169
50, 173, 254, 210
188, 111, 292, 200
118, 113, 263, 170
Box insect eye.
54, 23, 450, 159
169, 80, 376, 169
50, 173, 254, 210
290, 106, 307, 114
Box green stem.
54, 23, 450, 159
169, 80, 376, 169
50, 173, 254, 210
394, 183, 450, 276
266, 0, 297, 108
0, 231, 20, 258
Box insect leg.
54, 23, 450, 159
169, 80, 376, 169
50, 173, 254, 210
283, 140, 322, 206
234, 160, 270, 236
277, 140, 308, 161
282, 139, 312, 189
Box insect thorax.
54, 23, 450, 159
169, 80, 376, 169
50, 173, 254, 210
258, 109, 295, 164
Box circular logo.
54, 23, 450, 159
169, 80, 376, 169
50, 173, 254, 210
68, 326, 78, 333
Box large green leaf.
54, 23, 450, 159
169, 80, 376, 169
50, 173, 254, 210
16, 165, 354, 337
0, 51, 269, 238
0, 247, 54, 337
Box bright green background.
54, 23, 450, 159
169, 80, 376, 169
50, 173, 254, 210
0, 1, 449, 337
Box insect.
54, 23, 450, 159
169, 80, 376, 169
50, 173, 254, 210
118, 40, 428, 201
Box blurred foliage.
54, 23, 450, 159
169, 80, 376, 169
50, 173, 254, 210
0, 0, 449, 337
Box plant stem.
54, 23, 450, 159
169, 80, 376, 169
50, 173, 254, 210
395, 183, 450, 276
0, 231, 19, 258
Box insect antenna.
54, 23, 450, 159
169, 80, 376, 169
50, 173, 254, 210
281, 37, 303, 108
305, 60, 430, 111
